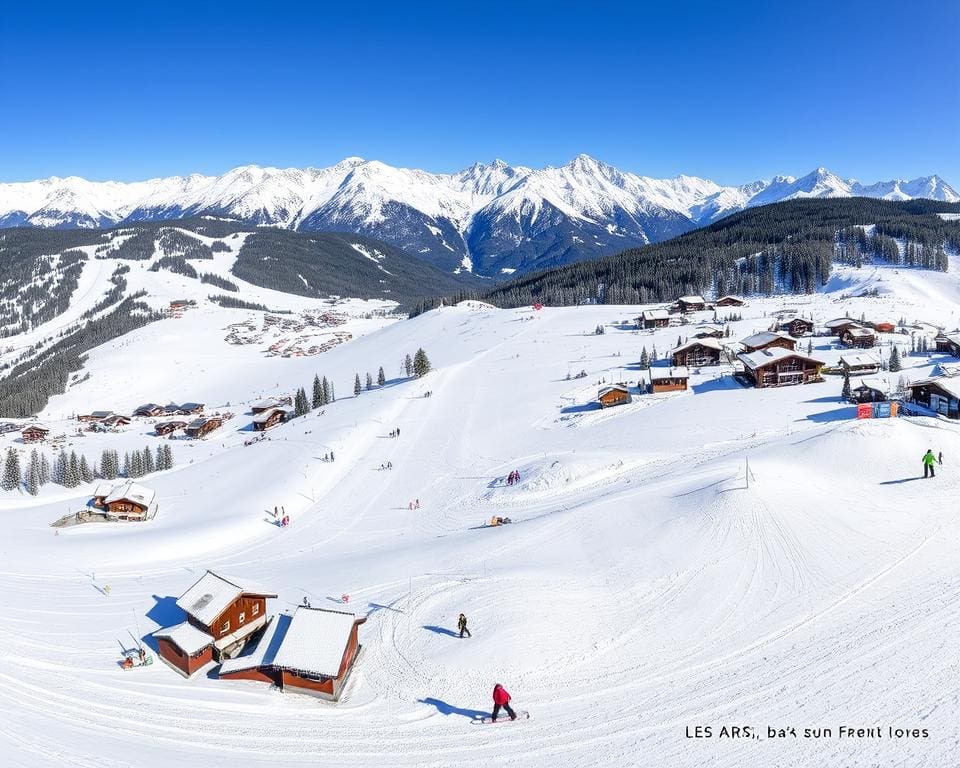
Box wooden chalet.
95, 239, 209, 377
740, 331, 796, 354
251, 398, 286, 415
134, 403, 165, 417
154, 570, 277, 678
841, 327, 876, 349
934, 331, 960, 356
101, 414, 131, 427
693, 324, 724, 339
648, 366, 689, 393
676, 295, 707, 313
155, 420, 187, 436
782, 317, 813, 337
78, 410, 115, 423
737, 348, 824, 388
839, 353, 880, 376
850, 377, 891, 404
905, 377, 960, 419
670, 337, 723, 367
95, 481, 159, 521
177, 402, 205, 415
638, 309, 670, 329
185, 416, 223, 439
169, 299, 196, 311
252, 407, 286, 431
824, 318, 865, 337
714, 295, 745, 307
597, 385, 632, 408
219, 607, 366, 701
21, 424, 49, 442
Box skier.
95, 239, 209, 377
923, 449, 937, 478
458, 613, 471, 638
415, 499, 420, 509
938, 451, 943, 465
491, 683, 516, 722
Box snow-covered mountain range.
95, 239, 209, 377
1, 157, 956, 276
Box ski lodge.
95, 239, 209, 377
841, 327, 876, 349
905, 377, 960, 419
597, 385, 632, 408
740, 331, 796, 354
154, 570, 277, 678
21, 424, 49, 442
737, 348, 824, 388
134, 403, 165, 417
91, 481, 158, 521
670, 337, 723, 367
839, 353, 880, 376
646, 366, 689, 393
219, 607, 366, 701
252, 407, 286, 431
782, 317, 813, 337
824, 318, 865, 337
78, 410, 117, 423
714, 295, 745, 307
185, 416, 223, 438
638, 309, 670, 329
251, 397, 291, 414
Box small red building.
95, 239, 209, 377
648, 367, 689, 393
154, 570, 277, 678
219, 607, 366, 701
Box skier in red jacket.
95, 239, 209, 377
491, 683, 516, 722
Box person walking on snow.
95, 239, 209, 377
491, 683, 516, 722
923, 449, 937, 478
458, 613, 471, 638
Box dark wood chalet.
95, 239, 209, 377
177, 402, 205, 415
671, 337, 722, 367
78, 410, 115, 422
693, 325, 724, 339
185, 416, 223, 439
676, 295, 707, 313
905, 377, 960, 419
824, 318, 865, 337
155, 420, 187, 436
101, 414, 131, 427
782, 318, 813, 337
21, 425, 49, 442
597, 385, 632, 408
638, 309, 670, 329
251, 398, 286, 414
714, 295, 745, 307
934, 332, 960, 356
740, 331, 797, 354
841, 327, 876, 349
219, 607, 367, 701
97, 481, 158, 521
648, 366, 689, 393
737, 348, 824, 388
134, 403, 165, 417
252, 407, 286, 431
839, 353, 880, 376
154, 570, 277, 678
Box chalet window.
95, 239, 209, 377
252, 603, 259, 616
238, 612, 246, 625
221, 620, 230, 634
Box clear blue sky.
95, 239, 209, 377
1, 0, 957, 185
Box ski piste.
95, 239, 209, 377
474, 710, 530, 725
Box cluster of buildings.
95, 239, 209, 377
153, 570, 365, 701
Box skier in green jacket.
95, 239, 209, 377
923, 449, 937, 478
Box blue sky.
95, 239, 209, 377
1, 0, 957, 184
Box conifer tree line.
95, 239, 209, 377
1, 444, 174, 495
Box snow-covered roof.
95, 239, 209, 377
153, 620, 213, 655
274, 607, 357, 677
650, 366, 688, 380
914, 376, 960, 400
825, 317, 863, 329
641, 309, 670, 321
252, 398, 281, 410
176, 570, 275, 626
598, 385, 630, 397
740, 331, 793, 348
716, 295, 744, 302
844, 327, 874, 338
93, 482, 112, 498
738, 347, 823, 370
855, 377, 891, 394
252, 407, 285, 423
104, 481, 156, 509
179, 402, 204, 410
89, 410, 115, 419
672, 337, 723, 353
22, 424, 49, 432
839, 353, 879, 368
677, 295, 706, 304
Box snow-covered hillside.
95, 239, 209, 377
1, 158, 956, 275
3, 257, 960, 767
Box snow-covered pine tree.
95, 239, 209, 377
2, 448, 21, 491
155, 445, 165, 471
366, 372, 373, 390
312, 374, 323, 409
163, 444, 173, 470
404, 354, 413, 377
651, 345, 659, 363
377, 366, 386, 386
66, 451, 80, 488
53, 452, 68, 486
413, 348, 431, 377
79, 455, 94, 484
322, 376, 330, 405
889, 346, 902, 372
131, 450, 144, 479
841, 371, 852, 401
122, 452, 131, 478
40, 453, 51, 485
142, 446, 155, 474
26, 453, 40, 496
639, 347, 650, 370
354, 374, 362, 396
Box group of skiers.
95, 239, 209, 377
273, 506, 291, 527
505, 469, 522, 485
389, 427, 401, 438
379, 461, 393, 470
922, 449, 943, 478
408, 499, 421, 510
452, 615, 518, 721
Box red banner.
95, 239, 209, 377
857, 403, 873, 419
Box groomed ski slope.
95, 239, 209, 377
2, 268, 960, 767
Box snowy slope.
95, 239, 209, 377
2, 255, 960, 766
2, 159, 956, 275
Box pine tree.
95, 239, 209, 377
330, 381, 336, 402
312, 374, 323, 409
163, 444, 174, 470
294, 387, 309, 416
639, 347, 650, 370
25, 452, 40, 496
122, 452, 131, 478
404, 354, 413, 377
2, 448, 21, 492
40, 453, 51, 485
131, 450, 144, 479
651, 345, 659, 363
79, 455, 94, 484
100, 449, 118, 480
366, 372, 373, 390
377, 366, 386, 386
322, 376, 331, 405
888, 346, 902, 372
354, 373, 362, 396
155, 445, 165, 471
413, 348, 431, 377
53, 452, 68, 485
142, 446, 155, 474
66, 451, 80, 488
841, 371, 852, 401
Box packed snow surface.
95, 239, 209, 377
3, 261, 960, 766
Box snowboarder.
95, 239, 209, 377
458, 613, 471, 638
923, 449, 937, 478
491, 683, 516, 722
